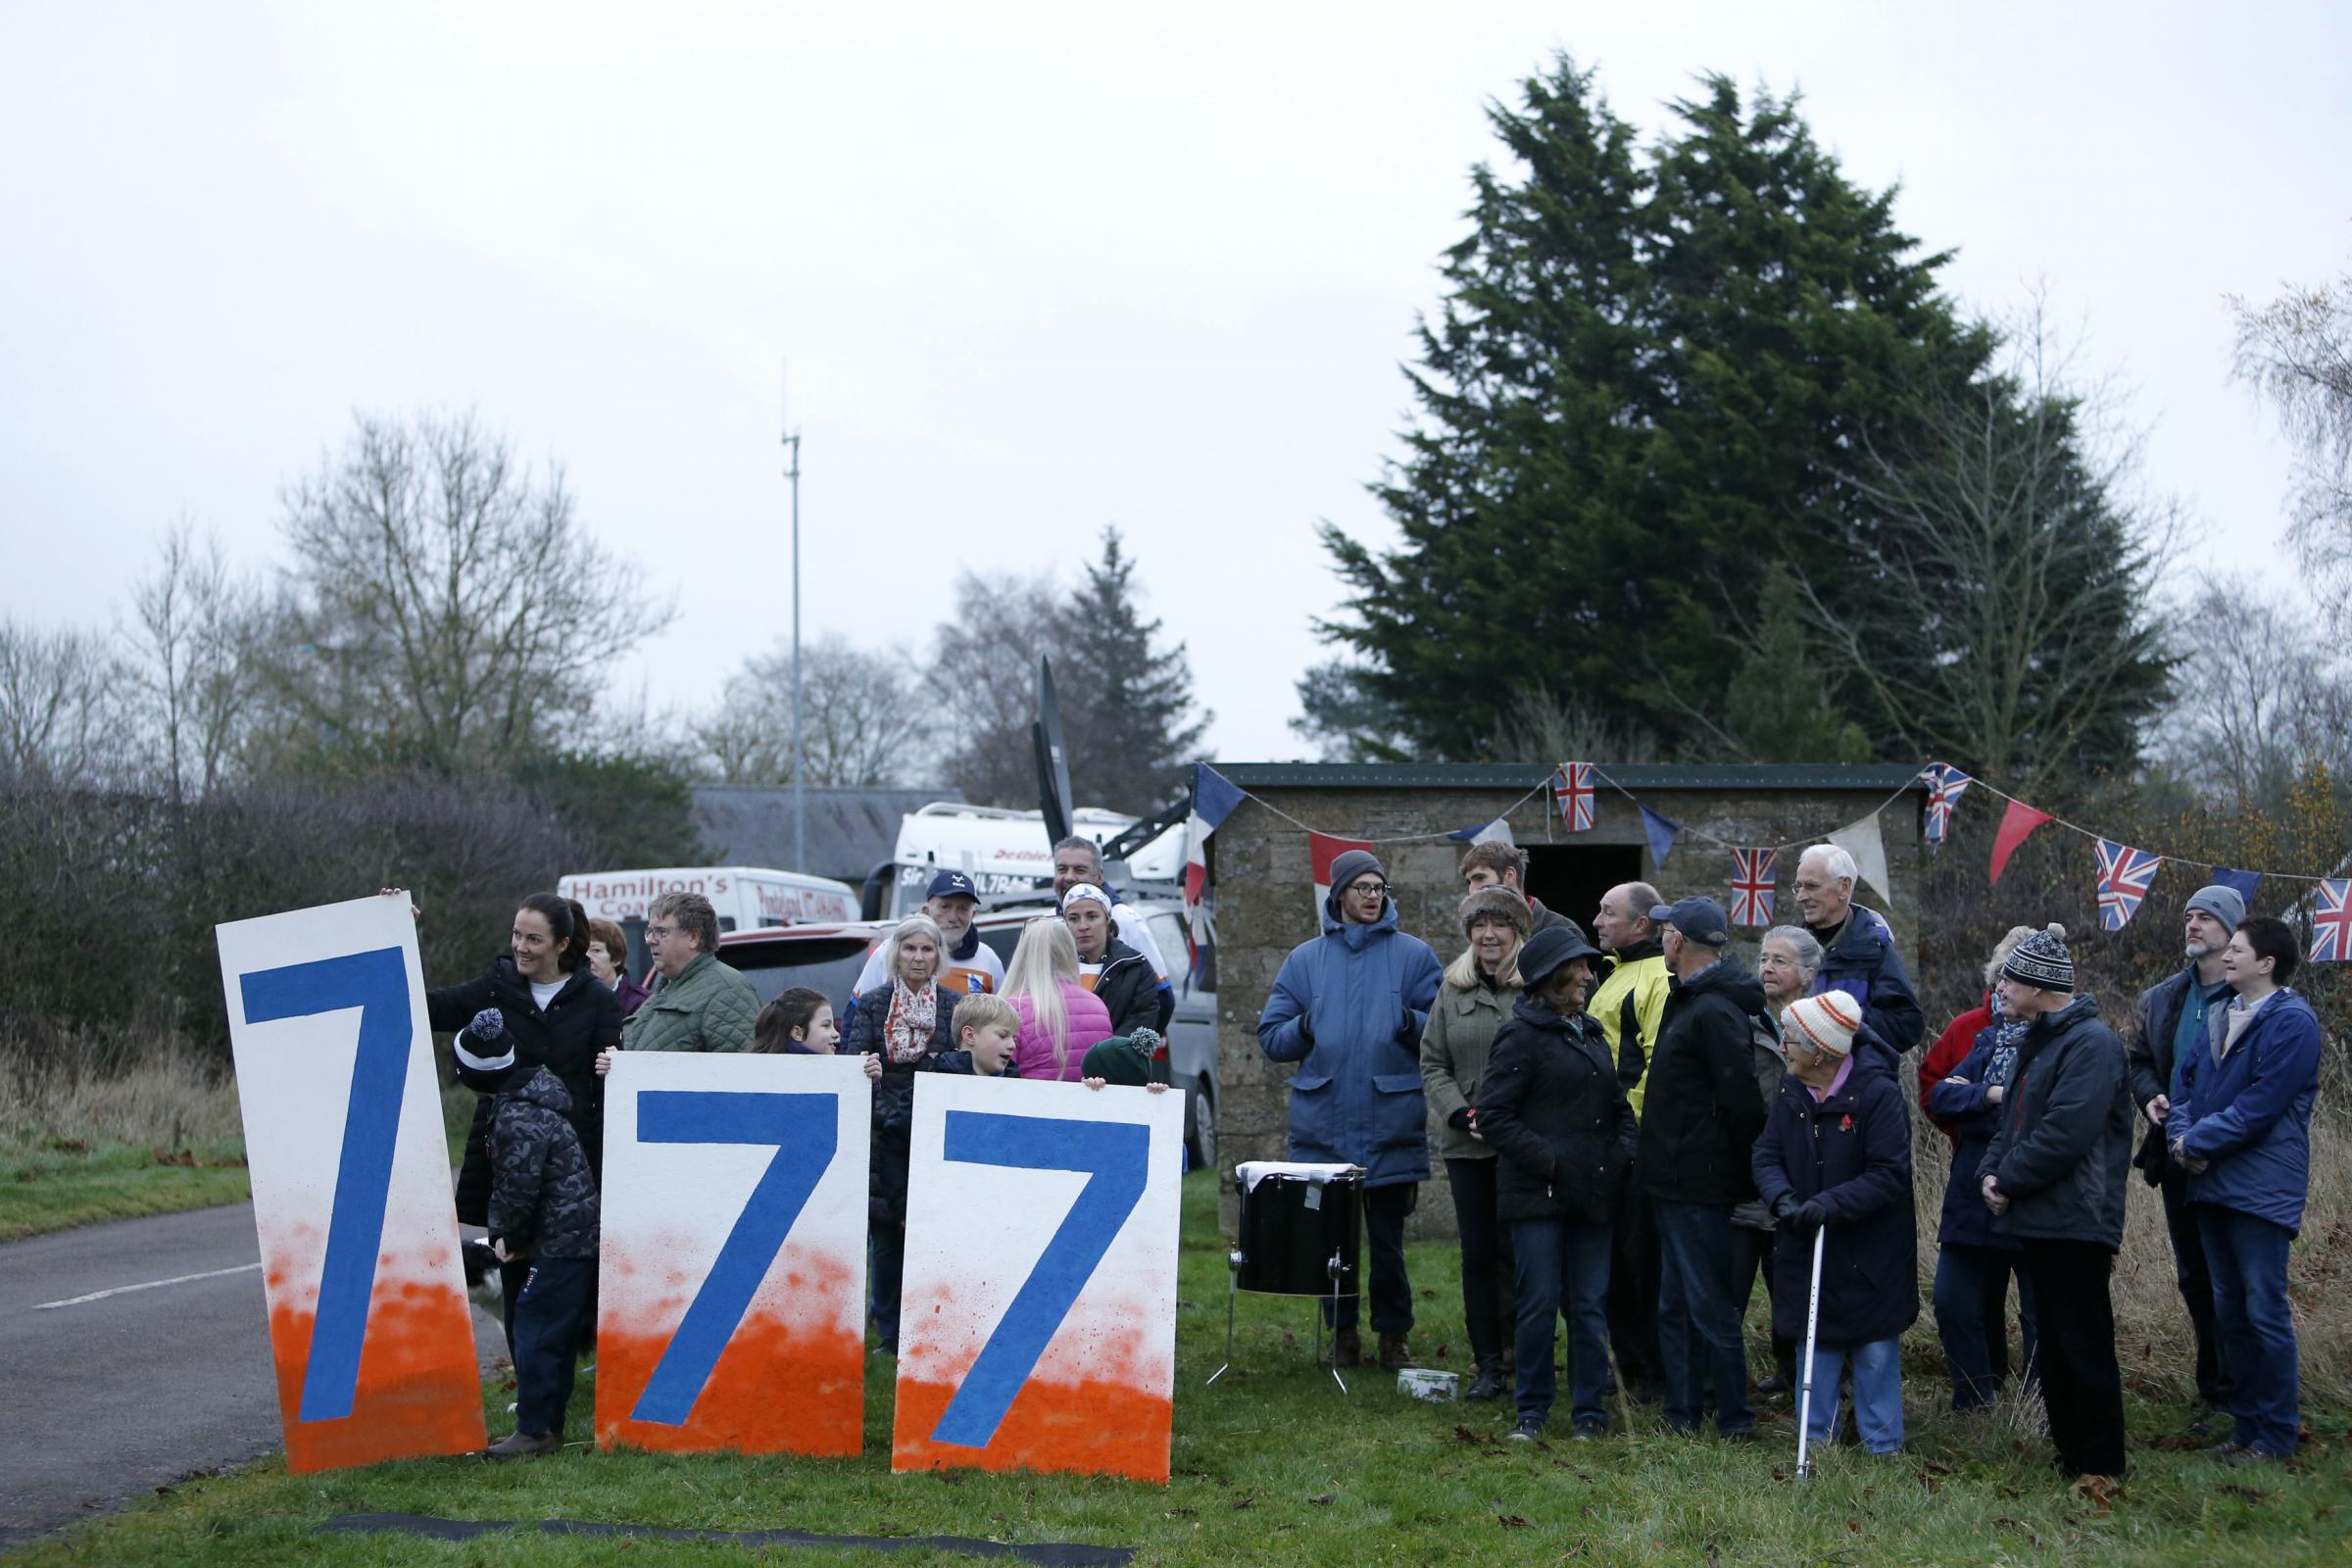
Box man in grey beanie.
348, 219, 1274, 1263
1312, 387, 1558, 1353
1258, 847, 1445, 1370
2124, 882, 2247, 1422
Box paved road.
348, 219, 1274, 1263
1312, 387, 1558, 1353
0, 1203, 504, 1547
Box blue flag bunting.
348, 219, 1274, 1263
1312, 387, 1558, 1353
1446, 817, 1515, 847
2209, 866, 2262, 905
1640, 805, 1682, 867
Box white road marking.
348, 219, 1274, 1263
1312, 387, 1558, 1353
31, 1262, 263, 1310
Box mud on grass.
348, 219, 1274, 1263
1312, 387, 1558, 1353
12, 1171, 2352, 1565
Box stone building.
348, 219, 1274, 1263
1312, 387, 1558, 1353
1203, 761, 1930, 1235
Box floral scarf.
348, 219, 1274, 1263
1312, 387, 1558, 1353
883, 979, 939, 1064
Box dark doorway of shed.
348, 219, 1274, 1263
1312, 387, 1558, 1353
1522, 845, 1644, 937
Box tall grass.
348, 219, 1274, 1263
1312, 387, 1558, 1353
1, 1019, 245, 1150
1910, 1103, 2352, 1409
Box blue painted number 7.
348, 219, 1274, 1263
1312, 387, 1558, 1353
239, 947, 413, 1425
629, 1092, 836, 1426
929, 1112, 1150, 1449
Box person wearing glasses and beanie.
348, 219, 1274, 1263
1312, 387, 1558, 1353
1979, 925, 2134, 1487
1753, 990, 1918, 1455
1258, 848, 1444, 1371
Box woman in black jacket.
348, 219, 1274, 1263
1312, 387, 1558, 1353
425, 893, 621, 1219
1475, 922, 1636, 1443
1063, 883, 1168, 1036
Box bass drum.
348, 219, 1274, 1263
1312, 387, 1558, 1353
1235, 1171, 1361, 1298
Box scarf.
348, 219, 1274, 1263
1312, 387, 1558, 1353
1986, 1015, 2027, 1088
883, 980, 938, 1064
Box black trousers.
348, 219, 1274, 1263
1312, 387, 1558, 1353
1733, 1223, 1797, 1387
1330, 1182, 1416, 1336
1606, 1182, 1662, 1387
2158, 1165, 2230, 1404
2020, 1239, 2128, 1478
1445, 1157, 1516, 1369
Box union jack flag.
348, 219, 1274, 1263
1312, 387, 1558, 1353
2312, 878, 2352, 963
2094, 840, 2164, 932
1552, 761, 1594, 833
1730, 848, 1777, 927
1924, 763, 1971, 848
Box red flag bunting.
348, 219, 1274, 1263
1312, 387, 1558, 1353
1989, 800, 2053, 886
1308, 831, 1377, 921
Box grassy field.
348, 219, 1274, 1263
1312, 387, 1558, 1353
9, 1170, 2347, 1567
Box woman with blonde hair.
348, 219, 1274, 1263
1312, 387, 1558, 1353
847, 913, 959, 1353
1420, 885, 1534, 1402
1000, 917, 1113, 1082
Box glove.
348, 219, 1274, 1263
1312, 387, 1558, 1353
1789, 1199, 1829, 1233
1447, 1106, 1474, 1131
1399, 1004, 1419, 1040
1771, 1192, 1801, 1223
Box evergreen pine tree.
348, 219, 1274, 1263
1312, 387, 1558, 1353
1054, 526, 1210, 814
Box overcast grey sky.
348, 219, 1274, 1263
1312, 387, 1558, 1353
4, 2, 2345, 767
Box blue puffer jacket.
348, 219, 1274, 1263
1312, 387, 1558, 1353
1256, 894, 1445, 1188
1926, 1017, 2026, 1250
2165, 989, 2323, 1235
1811, 906, 1925, 1058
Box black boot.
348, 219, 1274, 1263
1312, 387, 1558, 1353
1465, 1360, 1508, 1401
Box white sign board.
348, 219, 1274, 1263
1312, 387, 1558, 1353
215, 895, 485, 1472
596, 1051, 871, 1455
892, 1074, 1183, 1483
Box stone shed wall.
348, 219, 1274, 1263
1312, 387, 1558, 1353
1208, 766, 1927, 1239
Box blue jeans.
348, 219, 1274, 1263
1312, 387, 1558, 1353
1652, 1200, 1752, 1436
1804, 1336, 1904, 1453
511, 1256, 596, 1438
2197, 1206, 2300, 1456
1507, 1217, 1611, 1430
1933, 1244, 2038, 1407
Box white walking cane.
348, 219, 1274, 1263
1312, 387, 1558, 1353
1794, 1221, 1827, 1479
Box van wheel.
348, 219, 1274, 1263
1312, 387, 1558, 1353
1186, 1079, 1217, 1173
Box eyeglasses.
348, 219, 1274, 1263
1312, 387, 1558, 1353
645, 923, 678, 940
1346, 879, 1388, 896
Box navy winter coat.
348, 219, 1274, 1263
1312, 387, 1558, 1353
1926, 1020, 2024, 1250
2166, 990, 2323, 1234
1752, 1056, 1918, 1349
1256, 894, 1445, 1189
1475, 998, 1637, 1227
1640, 956, 1771, 1207
1982, 994, 2134, 1250
1810, 906, 1925, 1059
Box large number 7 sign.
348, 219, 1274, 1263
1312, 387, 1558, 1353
596, 1052, 871, 1457
893, 1074, 1184, 1483
217, 897, 486, 1473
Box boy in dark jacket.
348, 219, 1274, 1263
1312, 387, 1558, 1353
1476, 924, 1635, 1443
456, 1009, 600, 1459
1754, 991, 1917, 1455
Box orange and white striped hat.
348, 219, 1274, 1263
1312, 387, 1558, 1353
1781, 990, 1862, 1058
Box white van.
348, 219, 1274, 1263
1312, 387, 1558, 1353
874, 802, 1185, 918
559, 865, 860, 935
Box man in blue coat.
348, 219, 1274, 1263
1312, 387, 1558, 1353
1793, 844, 1925, 1059
2166, 915, 2324, 1462
1258, 848, 1445, 1370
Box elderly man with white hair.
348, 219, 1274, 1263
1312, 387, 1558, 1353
1791, 843, 1925, 1061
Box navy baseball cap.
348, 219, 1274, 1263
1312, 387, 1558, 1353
1649, 896, 1731, 948
925, 869, 980, 901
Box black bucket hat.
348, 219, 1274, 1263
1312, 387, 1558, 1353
1518, 921, 1605, 989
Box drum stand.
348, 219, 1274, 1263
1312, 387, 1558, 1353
1204, 1244, 1352, 1394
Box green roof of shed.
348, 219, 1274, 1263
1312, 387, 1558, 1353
1210, 762, 1928, 793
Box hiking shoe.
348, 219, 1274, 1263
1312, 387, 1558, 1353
1377, 1333, 1415, 1372
484, 1430, 561, 1460
1572, 1423, 1606, 1443
1318, 1327, 1362, 1369
1506, 1417, 1544, 1443
1465, 1363, 1508, 1402
2204, 1441, 2254, 1464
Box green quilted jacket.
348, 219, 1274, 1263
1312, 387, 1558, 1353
618, 952, 759, 1054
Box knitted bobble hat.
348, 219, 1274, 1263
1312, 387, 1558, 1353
1781, 989, 1862, 1058
2002, 924, 2075, 993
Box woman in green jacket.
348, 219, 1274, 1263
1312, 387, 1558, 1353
1420, 885, 1534, 1400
